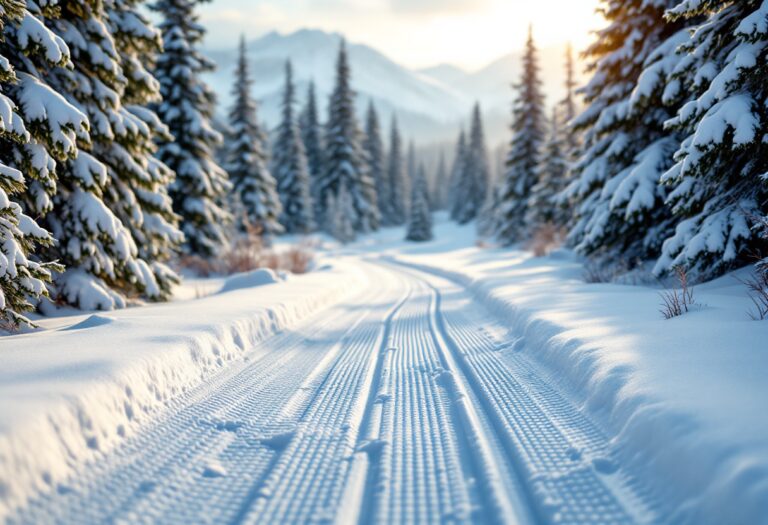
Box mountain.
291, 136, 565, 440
419, 47, 588, 145
417, 64, 469, 86
204, 29, 472, 144
203, 29, 585, 147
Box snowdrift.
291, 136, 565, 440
0, 261, 365, 519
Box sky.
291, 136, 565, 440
199, 0, 604, 71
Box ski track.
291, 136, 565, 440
7, 260, 659, 524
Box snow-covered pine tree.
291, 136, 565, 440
33, 0, 184, 308
406, 164, 433, 242
406, 140, 419, 210
449, 128, 468, 221
225, 36, 282, 238
565, 0, 687, 267
322, 192, 337, 238
654, 0, 768, 278
386, 116, 407, 225
527, 108, 568, 230
301, 81, 324, 224
332, 181, 356, 244
560, 43, 580, 160
364, 101, 386, 223
495, 27, 546, 244
434, 152, 449, 210
0, 1, 73, 326
320, 40, 378, 233
273, 61, 313, 234
102, 0, 184, 299
152, 0, 231, 257
455, 103, 490, 225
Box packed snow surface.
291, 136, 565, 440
1, 215, 766, 524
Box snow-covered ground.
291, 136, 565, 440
0, 262, 366, 520
1, 214, 767, 524
368, 215, 768, 524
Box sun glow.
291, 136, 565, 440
200, 0, 604, 70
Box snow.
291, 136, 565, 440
219, 268, 283, 293
0, 261, 364, 519
2, 215, 767, 522
358, 215, 768, 524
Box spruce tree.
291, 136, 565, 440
332, 181, 356, 244
406, 164, 433, 242
301, 81, 324, 224
527, 108, 568, 230
560, 43, 580, 159
364, 101, 386, 224
225, 36, 282, 238
565, 0, 686, 267
34, 0, 184, 308
386, 116, 407, 226
455, 103, 490, 225
654, 0, 768, 278
0, 1, 74, 326
103, 0, 184, 298
434, 152, 449, 210
152, 0, 231, 257
320, 41, 378, 233
273, 61, 313, 234
449, 129, 469, 221
496, 27, 546, 244
407, 140, 418, 210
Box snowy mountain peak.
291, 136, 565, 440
205, 29, 473, 142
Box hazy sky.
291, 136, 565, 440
199, 0, 603, 70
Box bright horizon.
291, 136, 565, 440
199, 0, 603, 70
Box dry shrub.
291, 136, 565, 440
659, 266, 696, 319
475, 239, 492, 249
742, 270, 768, 321
178, 223, 315, 277
178, 255, 218, 278
527, 223, 564, 257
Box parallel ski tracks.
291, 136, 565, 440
384, 261, 657, 525
9, 259, 658, 525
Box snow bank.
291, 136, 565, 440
219, 268, 283, 294
373, 216, 768, 525
0, 260, 365, 519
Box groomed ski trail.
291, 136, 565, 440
7, 260, 659, 525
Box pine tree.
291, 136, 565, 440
320, 41, 378, 233
434, 152, 449, 210
0, 1, 73, 326
565, 0, 687, 267
560, 43, 580, 159
407, 140, 418, 210
453, 107, 490, 225
152, 0, 231, 257
527, 108, 568, 229
386, 116, 407, 226
301, 81, 324, 224
331, 181, 356, 244
496, 27, 547, 244
102, 0, 184, 298
364, 101, 386, 223
273, 61, 313, 234
225, 36, 282, 238
654, 0, 768, 278
449, 129, 468, 221
406, 164, 433, 242
33, 0, 184, 309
